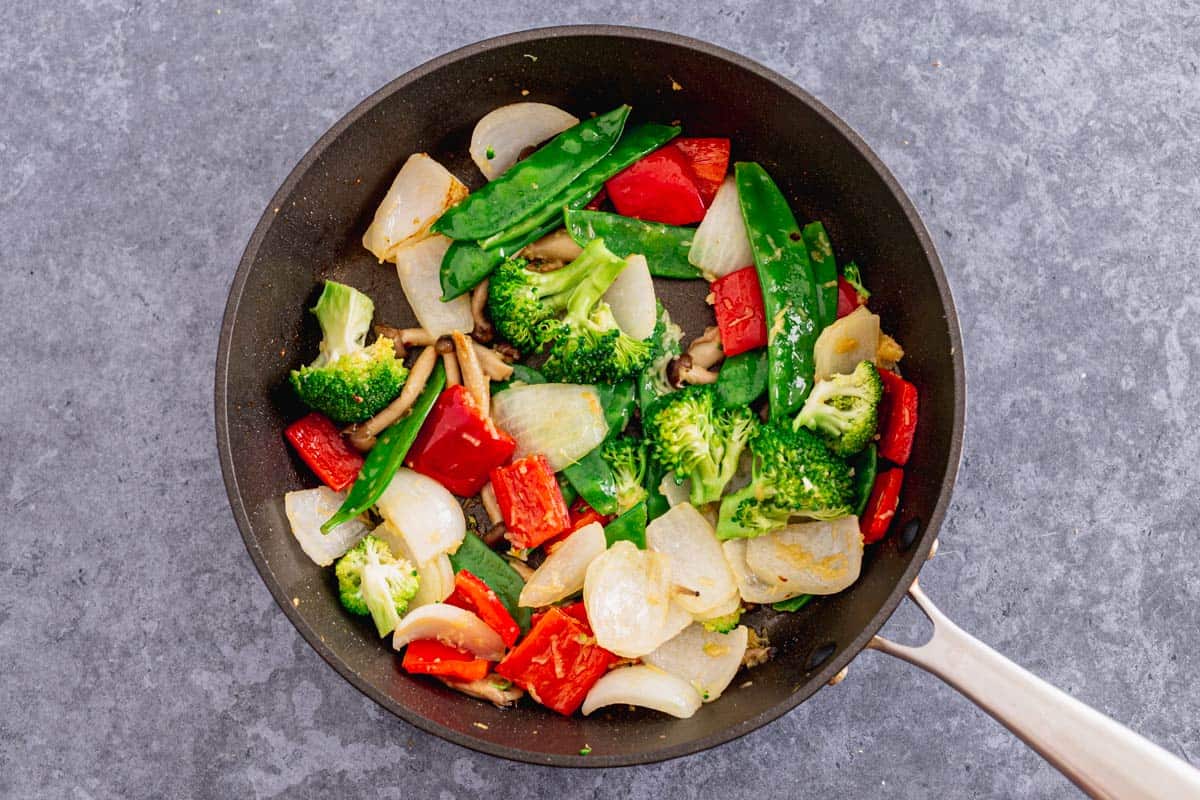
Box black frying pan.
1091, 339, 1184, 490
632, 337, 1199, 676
215, 27, 1199, 791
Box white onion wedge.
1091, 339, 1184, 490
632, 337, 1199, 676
661, 600, 694, 643
744, 517, 863, 595
813, 305, 880, 381
646, 504, 738, 619
375, 468, 465, 563
393, 235, 475, 338
284, 487, 368, 566
658, 472, 691, 508
581, 665, 703, 718
519, 522, 606, 607
688, 177, 753, 279
470, 103, 580, 180
584, 541, 673, 658
645, 624, 748, 702
391, 604, 505, 661
603, 253, 657, 340
492, 383, 608, 471
374, 523, 454, 609
697, 589, 742, 622
722, 539, 805, 604
362, 153, 467, 262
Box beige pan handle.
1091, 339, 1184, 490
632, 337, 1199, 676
869, 578, 1200, 799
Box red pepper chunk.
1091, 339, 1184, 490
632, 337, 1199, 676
605, 144, 707, 225
444, 569, 521, 647
284, 412, 364, 491
405, 385, 516, 496
401, 639, 490, 682
861, 468, 904, 544
530, 601, 591, 633
490, 455, 571, 549
878, 369, 919, 466
712, 266, 769, 357
496, 606, 616, 716
836, 276, 867, 319
673, 137, 731, 206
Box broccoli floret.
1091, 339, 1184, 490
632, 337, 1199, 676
290, 281, 409, 423
601, 436, 649, 514
700, 608, 743, 633
715, 424, 854, 540
645, 385, 758, 507
793, 361, 883, 456
334, 534, 419, 636
842, 261, 870, 299
487, 255, 591, 353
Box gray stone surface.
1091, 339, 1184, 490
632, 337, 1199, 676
3, 1, 1198, 797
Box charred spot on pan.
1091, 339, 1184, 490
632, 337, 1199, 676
899, 517, 921, 551
805, 641, 836, 672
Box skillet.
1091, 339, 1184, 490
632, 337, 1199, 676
215, 25, 1200, 794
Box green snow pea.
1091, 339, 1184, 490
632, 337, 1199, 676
849, 443, 878, 518
596, 378, 636, 439
715, 350, 768, 408
802, 221, 838, 330
321, 362, 447, 533
433, 105, 631, 242
644, 454, 670, 522
736, 162, 821, 422
563, 209, 700, 279
604, 501, 647, 549
562, 448, 618, 516
449, 530, 532, 631
773, 594, 813, 613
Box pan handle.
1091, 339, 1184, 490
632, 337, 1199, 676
868, 577, 1200, 799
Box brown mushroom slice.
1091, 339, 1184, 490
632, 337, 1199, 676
438, 675, 525, 707
374, 325, 436, 357
453, 330, 489, 416
470, 280, 495, 344
472, 342, 515, 381
687, 326, 725, 369
667, 353, 719, 387
520, 228, 583, 262
348, 344, 439, 450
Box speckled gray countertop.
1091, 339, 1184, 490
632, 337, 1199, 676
3, 2, 1198, 798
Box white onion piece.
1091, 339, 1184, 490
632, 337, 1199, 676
744, 517, 863, 595
519, 522, 606, 607
603, 254, 657, 339
698, 589, 742, 622
362, 153, 467, 262
375, 523, 454, 609
491, 383, 608, 471
375, 468, 465, 563
646, 504, 738, 619
658, 472, 691, 508
391, 604, 505, 661
581, 665, 703, 718
722, 539, 805, 604
688, 177, 753, 279
284, 487, 368, 566
584, 541, 673, 658
393, 235, 474, 338
661, 600, 694, 643
470, 103, 580, 180
645, 624, 748, 702
813, 305, 880, 381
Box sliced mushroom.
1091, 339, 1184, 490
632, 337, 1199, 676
472, 342, 515, 381
667, 353, 719, 387
470, 280, 495, 344
438, 675, 524, 707
687, 326, 725, 369
520, 228, 583, 263
505, 555, 534, 581
347, 344, 439, 450
480, 482, 503, 525
453, 330, 489, 416
492, 342, 520, 363
374, 325, 436, 357
436, 337, 461, 386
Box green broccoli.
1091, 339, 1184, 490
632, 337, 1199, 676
700, 608, 742, 633
601, 435, 649, 514
644, 385, 758, 507
793, 360, 883, 456
334, 534, 419, 637
715, 424, 854, 540
289, 281, 409, 423
842, 261, 870, 299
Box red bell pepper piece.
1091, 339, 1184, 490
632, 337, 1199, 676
531, 601, 591, 632
444, 569, 521, 647
836, 276, 867, 318
712, 266, 769, 357
496, 606, 616, 715
401, 639, 490, 682
406, 385, 516, 496
604, 144, 706, 225
673, 137, 730, 206
284, 412, 364, 491
490, 455, 571, 549
541, 499, 612, 552
861, 468, 904, 544
584, 186, 608, 211
878, 369, 919, 466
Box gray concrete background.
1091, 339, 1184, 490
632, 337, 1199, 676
3, 1, 1198, 798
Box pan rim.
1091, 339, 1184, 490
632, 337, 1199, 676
214, 23, 965, 768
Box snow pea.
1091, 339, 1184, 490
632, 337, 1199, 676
321, 361, 447, 533
644, 454, 670, 522
849, 443, 878, 517
433, 105, 631, 242
557, 474, 578, 508
802, 221, 838, 329
715, 350, 768, 408
596, 378, 636, 439
773, 594, 813, 612
478, 123, 681, 252
562, 448, 618, 516
604, 501, 647, 549
735, 162, 820, 422
563, 209, 700, 279
449, 530, 532, 631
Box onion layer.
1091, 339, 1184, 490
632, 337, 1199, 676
470, 103, 580, 180
584, 541, 674, 658
394, 235, 475, 338
744, 516, 863, 595
519, 522, 606, 607
722, 538, 805, 604
688, 176, 753, 279
362, 153, 467, 262
646, 503, 738, 619
581, 665, 703, 718
375, 468, 465, 565
814, 305, 880, 381
645, 623, 749, 702
603, 253, 657, 340
491, 383, 608, 471
284, 487, 368, 566
391, 604, 506, 661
